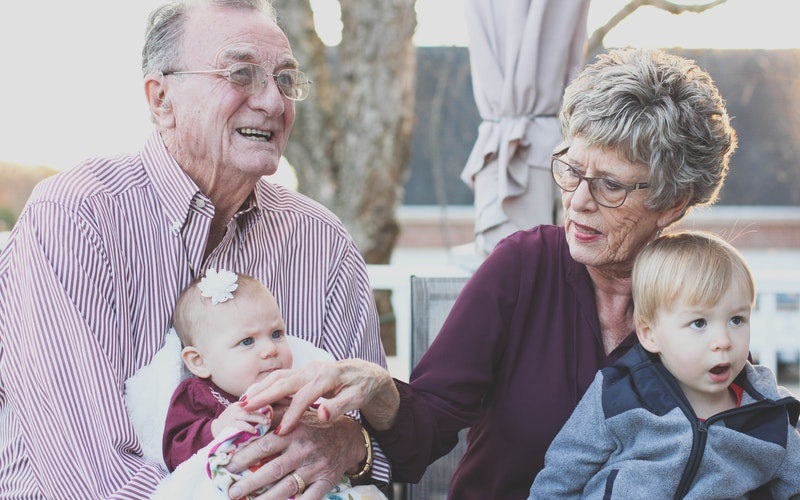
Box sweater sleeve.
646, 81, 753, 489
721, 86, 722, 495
528, 371, 615, 498
371, 234, 528, 482
162, 379, 219, 472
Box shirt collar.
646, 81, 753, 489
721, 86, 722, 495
141, 131, 202, 234
141, 130, 267, 234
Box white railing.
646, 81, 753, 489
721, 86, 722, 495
749, 271, 800, 384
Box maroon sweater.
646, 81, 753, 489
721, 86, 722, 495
373, 225, 637, 499
162, 377, 237, 471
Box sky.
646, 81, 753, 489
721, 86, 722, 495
1, 0, 798, 171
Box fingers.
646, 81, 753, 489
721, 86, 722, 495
234, 469, 335, 500
276, 396, 316, 434
298, 476, 337, 500
226, 434, 297, 499
244, 363, 339, 433
278, 373, 348, 432
227, 416, 360, 500
242, 359, 394, 434
313, 383, 367, 423
244, 409, 272, 427
227, 435, 307, 500
231, 466, 295, 500
227, 431, 285, 475
236, 422, 260, 435
243, 368, 311, 408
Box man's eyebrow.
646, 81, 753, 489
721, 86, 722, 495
219, 49, 299, 68
278, 56, 300, 69
220, 48, 258, 63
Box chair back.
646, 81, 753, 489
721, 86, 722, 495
401, 275, 469, 500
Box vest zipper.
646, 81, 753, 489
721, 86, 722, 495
673, 396, 794, 497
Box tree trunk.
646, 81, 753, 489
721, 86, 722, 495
274, 0, 417, 266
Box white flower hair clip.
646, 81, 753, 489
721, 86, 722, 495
198, 268, 239, 305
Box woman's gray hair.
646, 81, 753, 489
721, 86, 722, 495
560, 48, 737, 217
141, 0, 278, 76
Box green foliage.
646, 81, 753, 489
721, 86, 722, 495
0, 206, 14, 230
0, 162, 57, 230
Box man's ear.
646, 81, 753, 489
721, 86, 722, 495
144, 74, 175, 127
181, 346, 211, 378
636, 319, 660, 354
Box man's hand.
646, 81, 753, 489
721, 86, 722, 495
225, 412, 365, 500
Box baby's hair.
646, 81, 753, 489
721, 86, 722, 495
632, 231, 755, 326
172, 271, 266, 346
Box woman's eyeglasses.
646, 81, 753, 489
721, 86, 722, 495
551, 150, 649, 208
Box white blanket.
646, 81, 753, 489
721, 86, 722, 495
124, 330, 386, 499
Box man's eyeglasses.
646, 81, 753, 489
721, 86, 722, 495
550, 150, 649, 208
163, 62, 311, 101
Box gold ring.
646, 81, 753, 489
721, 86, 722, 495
291, 472, 306, 495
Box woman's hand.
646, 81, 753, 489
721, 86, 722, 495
225, 412, 365, 500
241, 358, 399, 433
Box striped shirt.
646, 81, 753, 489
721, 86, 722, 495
0, 131, 389, 498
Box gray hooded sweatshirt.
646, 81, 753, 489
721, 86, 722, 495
529, 344, 800, 499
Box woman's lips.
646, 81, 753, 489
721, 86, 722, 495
573, 222, 599, 233
571, 221, 602, 242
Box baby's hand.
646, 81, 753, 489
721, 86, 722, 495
211, 403, 273, 437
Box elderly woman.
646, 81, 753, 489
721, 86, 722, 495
233, 48, 737, 499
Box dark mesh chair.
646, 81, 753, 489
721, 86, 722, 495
394, 275, 469, 500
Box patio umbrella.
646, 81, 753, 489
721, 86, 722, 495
462, 0, 591, 256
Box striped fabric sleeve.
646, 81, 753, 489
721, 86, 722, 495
0, 202, 167, 498
320, 236, 391, 484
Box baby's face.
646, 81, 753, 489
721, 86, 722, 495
194, 289, 293, 397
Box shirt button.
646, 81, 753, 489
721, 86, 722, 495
195, 199, 206, 209
171, 221, 182, 232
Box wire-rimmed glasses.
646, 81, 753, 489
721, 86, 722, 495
551, 150, 649, 208
163, 62, 312, 101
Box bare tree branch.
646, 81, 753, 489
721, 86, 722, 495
586, 0, 728, 61
647, 0, 728, 14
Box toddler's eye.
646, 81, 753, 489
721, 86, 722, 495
271, 330, 284, 340
690, 318, 707, 329
240, 337, 254, 346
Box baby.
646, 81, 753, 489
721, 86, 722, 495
125, 269, 384, 499
163, 269, 292, 471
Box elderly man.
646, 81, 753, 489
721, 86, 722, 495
0, 1, 387, 498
